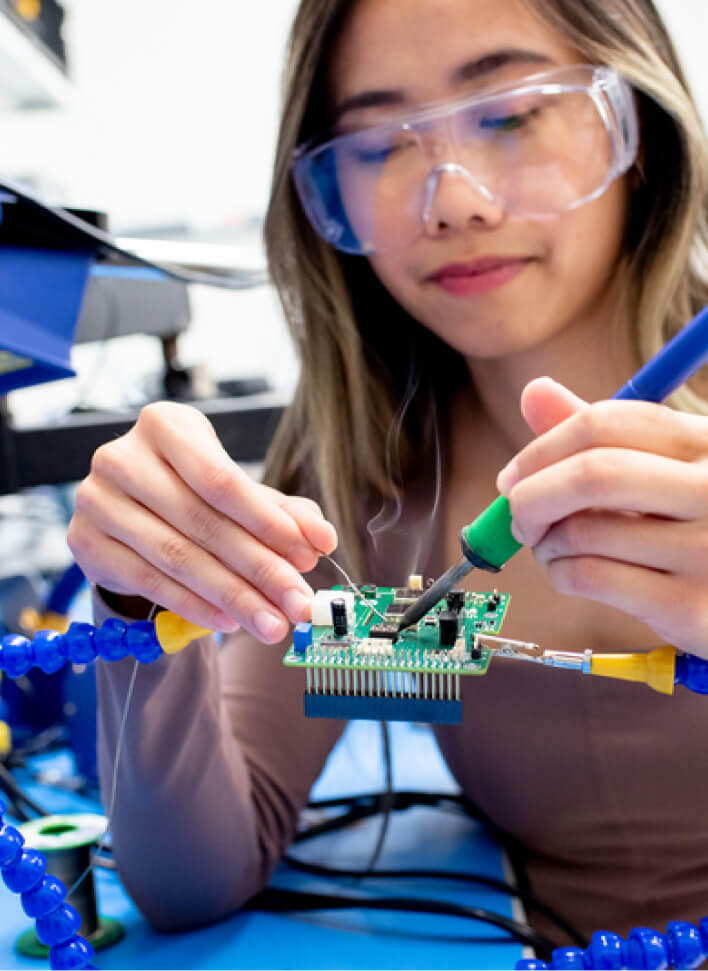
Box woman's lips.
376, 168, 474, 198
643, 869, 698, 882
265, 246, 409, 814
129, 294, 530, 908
428, 257, 532, 296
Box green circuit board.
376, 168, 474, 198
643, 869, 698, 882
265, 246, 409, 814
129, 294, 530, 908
283, 583, 510, 724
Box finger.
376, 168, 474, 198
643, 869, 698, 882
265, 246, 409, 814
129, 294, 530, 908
74, 521, 241, 634
534, 510, 685, 574
277, 496, 339, 560
138, 406, 318, 568
509, 449, 705, 547
545, 555, 708, 655
519, 376, 588, 437
498, 398, 706, 495
83, 483, 298, 643
97, 451, 316, 613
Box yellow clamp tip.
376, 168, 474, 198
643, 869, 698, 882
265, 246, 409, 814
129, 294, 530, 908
155, 612, 212, 655
0, 720, 11, 757
590, 645, 676, 695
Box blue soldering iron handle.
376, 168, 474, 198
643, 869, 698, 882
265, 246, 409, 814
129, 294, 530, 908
463, 302, 708, 571
613, 302, 708, 402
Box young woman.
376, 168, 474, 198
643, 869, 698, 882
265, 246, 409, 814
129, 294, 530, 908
68, 0, 708, 946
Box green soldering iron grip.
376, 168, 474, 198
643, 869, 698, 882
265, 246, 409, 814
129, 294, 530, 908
460, 495, 523, 571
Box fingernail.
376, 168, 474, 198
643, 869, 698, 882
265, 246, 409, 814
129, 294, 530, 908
255, 609, 287, 641
496, 461, 519, 496
282, 588, 312, 621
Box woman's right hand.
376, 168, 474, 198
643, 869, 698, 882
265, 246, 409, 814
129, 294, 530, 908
67, 401, 338, 643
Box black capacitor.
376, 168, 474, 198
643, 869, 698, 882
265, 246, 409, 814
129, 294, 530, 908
438, 609, 458, 648
331, 598, 348, 637
446, 589, 465, 612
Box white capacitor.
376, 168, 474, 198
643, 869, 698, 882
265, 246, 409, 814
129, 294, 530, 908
311, 589, 356, 626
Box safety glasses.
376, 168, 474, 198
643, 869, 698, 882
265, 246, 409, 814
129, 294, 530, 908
292, 65, 639, 255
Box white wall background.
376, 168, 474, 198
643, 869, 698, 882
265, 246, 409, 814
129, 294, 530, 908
3, 0, 301, 230
3, 0, 708, 426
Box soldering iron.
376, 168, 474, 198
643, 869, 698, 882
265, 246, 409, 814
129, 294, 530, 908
397, 301, 708, 637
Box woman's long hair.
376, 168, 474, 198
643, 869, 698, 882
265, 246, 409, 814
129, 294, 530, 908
262, 0, 708, 575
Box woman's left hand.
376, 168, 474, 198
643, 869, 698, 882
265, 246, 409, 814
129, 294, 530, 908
496, 376, 708, 659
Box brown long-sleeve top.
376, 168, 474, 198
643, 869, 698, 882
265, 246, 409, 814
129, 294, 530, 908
95, 472, 708, 943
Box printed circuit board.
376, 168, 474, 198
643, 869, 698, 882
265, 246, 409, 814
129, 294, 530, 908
283, 581, 510, 724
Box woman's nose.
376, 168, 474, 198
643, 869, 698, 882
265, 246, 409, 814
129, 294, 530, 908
422, 163, 506, 235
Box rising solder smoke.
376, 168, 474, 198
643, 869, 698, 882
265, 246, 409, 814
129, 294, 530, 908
366, 360, 442, 580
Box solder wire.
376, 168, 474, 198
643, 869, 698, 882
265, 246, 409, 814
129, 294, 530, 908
324, 555, 388, 623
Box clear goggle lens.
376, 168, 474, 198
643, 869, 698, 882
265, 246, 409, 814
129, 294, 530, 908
293, 66, 638, 255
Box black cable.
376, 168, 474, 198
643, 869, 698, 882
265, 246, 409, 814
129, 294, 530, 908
298, 787, 586, 947
247, 886, 556, 957
306, 788, 533, 894
6, 724, 66, 767
0, 762, 49, 818
361, 722, 394, 874
282, 856, 586, 947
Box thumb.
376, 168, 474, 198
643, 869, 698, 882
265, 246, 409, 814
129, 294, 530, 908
520, 376, 588, 437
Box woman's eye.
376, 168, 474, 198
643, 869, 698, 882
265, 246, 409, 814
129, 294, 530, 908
350, 139, 415, 166
353, 144, 398, 165
479, 107, 539, 132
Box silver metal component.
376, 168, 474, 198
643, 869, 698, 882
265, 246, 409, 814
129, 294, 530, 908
475, 633, 542, 658
540, 650, 587, 672
306, 667, 312, 693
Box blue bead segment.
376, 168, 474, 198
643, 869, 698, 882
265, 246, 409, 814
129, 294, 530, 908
666, 920, 707, 969
0, 822, 24, 866
94, 617, 129, 661
36, 902, 82, 946
2, 848, 47, 893
125, 620, 163, 663
586, 932, 624, 970
0, 634, 34, 677
293, 622, 313, 654
514, 961, 551, 969
65, 623, 97, 664
49, 937, 95, 970
675, 653, 708, 694
21, 875, 67, 918
550, 947, 587, 969
33, 630, 69, 674
626, 927, 669, 969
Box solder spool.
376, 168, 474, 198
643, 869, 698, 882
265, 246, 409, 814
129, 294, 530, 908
14, 813, 124, 958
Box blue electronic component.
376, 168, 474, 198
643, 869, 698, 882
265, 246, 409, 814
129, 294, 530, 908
304, 693, 463, 724
0, 798, 94, 970
515, 917, 708, 969
293, 622, 313, 655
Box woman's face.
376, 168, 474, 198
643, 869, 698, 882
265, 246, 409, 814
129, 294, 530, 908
328, 0, 632, 360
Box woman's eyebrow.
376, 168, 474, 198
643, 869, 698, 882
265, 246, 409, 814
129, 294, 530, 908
451, 48, 554, 83
333, 48, 555, 124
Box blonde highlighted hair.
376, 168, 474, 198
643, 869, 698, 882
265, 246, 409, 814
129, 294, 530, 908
262, 0, 708, 574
